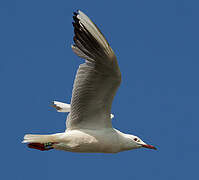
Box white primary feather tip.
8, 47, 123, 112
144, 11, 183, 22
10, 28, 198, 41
51, 101, 71, 112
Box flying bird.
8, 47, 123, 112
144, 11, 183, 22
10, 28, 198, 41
23, 10, 157, 153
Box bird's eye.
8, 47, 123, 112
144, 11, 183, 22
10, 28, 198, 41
134, 138, 138, 141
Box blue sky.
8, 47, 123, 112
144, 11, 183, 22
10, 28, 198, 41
1, 0, 199, 179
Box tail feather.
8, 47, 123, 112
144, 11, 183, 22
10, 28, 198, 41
23, 133, 63, 151
23, 134, 60, 143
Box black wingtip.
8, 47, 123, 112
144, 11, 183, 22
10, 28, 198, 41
73, 15, 79, 23
73, 10, 80, 26
73, 9, 79, 16
73, 12, 78, 16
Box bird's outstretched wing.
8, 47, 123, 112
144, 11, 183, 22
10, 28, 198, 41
67, 10, 121, 130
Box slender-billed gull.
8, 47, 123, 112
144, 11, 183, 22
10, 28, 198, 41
23, 10, 157, 153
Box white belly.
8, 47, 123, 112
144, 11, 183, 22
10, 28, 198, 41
53, 128, 123, 153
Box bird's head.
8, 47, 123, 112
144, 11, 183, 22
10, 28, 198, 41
126, 135, 157, 150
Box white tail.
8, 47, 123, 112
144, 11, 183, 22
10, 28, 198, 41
22, 133, 62, 143
22, 133, 64, 151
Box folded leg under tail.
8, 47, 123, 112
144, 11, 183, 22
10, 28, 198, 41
27, 142, 56, 151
